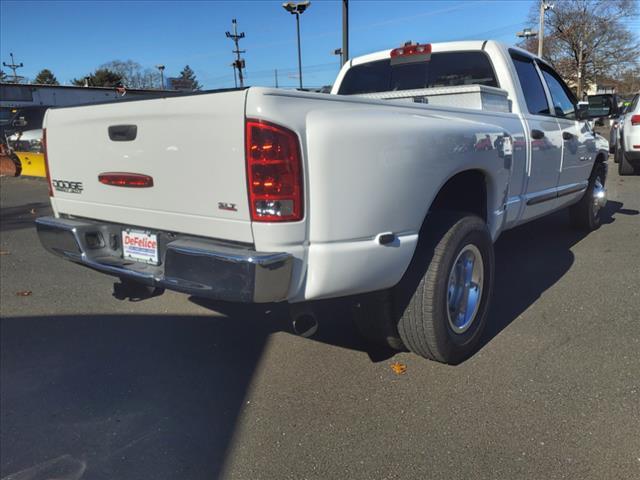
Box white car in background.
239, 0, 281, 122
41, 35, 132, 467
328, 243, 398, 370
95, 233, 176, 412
615, 92, 640, 175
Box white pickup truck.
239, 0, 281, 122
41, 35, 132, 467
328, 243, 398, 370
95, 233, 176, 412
37, 41, 610, 363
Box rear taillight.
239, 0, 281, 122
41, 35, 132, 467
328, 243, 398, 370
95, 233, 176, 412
631, 115, 640, 126
98, 172, 154, 187
43, 128, 53, 197
245, 119, 303, 222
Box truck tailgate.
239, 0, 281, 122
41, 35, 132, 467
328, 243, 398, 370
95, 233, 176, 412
45, 90, 253, 243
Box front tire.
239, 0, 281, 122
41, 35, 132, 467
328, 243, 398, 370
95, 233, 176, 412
394, 213, 494, 364
570, 163, 607, 231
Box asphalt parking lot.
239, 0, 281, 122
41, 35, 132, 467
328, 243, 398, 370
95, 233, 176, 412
1, 161, 639, 480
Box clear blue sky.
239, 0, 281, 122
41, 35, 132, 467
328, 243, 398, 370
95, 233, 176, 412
1, 0, 538, 89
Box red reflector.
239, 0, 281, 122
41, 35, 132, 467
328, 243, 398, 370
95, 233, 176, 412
43, 128, 53, 197
390, 43, 432, 58
631, 115, 640, 126
98, 172, 154, 188
245, 119, 303, 222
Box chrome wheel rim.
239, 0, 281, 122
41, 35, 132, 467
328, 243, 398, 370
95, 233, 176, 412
447, 244, 484, 334
592, 176, 606, 216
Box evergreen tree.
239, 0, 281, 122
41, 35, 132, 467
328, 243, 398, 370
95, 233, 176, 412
72, 68, 122, 87
34, 69, 59, 85
179, 65, 202, 91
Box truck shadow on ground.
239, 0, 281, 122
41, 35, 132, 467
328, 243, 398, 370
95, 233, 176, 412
1, 310, 286, 480
479, 199, 630, 352
194, 200, 633, 364
0, 202, 51, 233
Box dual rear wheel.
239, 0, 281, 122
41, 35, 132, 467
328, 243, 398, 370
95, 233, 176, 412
355, 213, 494, 364
356, 164, 607, 363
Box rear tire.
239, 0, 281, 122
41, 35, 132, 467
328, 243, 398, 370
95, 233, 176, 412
619, 151, 637, 175
570, 163, 607, 231
352, 290, 405, 351
393, 213, 494, 364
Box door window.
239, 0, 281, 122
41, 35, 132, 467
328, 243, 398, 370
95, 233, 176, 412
510, 53, 550, 115
539, 64, 576, 119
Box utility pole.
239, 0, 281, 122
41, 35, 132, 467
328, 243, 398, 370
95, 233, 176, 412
2, 53, 24, 83
275, 69, 279, 88
226, 19, 246, 88
342, 0, 349, 66
538, 0, 554, 58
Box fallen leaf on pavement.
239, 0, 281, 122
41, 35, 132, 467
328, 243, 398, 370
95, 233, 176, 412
0, 250, 9, 255
390, 362, 407, 375
16, 290, 32, 297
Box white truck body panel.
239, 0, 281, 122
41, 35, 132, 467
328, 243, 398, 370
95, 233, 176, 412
41, 41, 609, 303
46, 90, 254, 243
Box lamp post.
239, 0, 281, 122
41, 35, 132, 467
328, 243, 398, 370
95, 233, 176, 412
156, 64, 165, 89
282, 1, 311, 90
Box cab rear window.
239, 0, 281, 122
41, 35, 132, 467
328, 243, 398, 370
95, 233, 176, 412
337, 51, 498, 95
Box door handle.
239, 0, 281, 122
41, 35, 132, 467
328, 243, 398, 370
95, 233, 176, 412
562, 131, 574, 140
108, 125, 137, 142
531, 129, 545, 140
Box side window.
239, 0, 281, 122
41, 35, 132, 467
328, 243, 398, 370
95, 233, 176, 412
631, 94, 640, 114
510, 54, 550, 115
539, 64, 576, 120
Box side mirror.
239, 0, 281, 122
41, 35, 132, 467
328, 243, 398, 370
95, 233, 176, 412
11, 117, 27, 128
576, 102, 590, 121
586, 94, 615, 119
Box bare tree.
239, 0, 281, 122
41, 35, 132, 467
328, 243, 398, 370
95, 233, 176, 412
520, 0, 639, 97
100, 60, 161, 89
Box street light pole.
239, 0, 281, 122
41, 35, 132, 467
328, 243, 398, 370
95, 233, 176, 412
295, 12, 303, 89
282, 2, 311, 90
156, 64, 165, 89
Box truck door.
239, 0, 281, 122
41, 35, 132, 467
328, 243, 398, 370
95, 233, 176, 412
537, 62, 593, 207
509, 52, 563, 222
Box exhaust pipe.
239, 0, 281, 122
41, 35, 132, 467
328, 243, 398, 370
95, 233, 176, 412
289, 304, 319, 338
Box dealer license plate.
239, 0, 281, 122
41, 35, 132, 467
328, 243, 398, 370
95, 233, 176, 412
122, 229, 159, 265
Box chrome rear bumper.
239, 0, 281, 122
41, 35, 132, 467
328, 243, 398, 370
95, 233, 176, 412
36, 216, 293, 303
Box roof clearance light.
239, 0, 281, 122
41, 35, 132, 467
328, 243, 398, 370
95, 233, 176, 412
390, 43, 432, 59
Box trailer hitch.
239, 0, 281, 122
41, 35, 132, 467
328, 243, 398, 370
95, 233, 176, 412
112, 279, 164, 302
